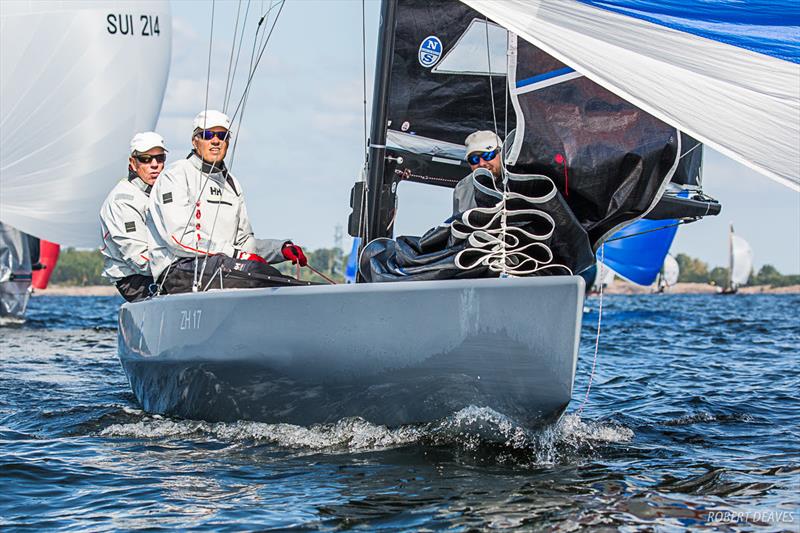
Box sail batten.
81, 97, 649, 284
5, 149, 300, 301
462, 0, 800, 190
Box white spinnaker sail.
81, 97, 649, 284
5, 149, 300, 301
463, 0, 800, 190
0, 1, 171, 247
731, 234, 753, 287
662, 254, 679, 287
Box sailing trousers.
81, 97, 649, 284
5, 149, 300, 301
115, 274, 155, 302
156, 255, 312, 295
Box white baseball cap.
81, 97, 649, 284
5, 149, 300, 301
193, 109, 231, 131
464, 130, 502, 158
130, 131, 168, 154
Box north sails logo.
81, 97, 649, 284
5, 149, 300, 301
162, 192, 173, 204
418, 36, 443, 68
124, 221, 136, 233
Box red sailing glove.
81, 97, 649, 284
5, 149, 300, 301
240, 252, 267, 264
282, 242, 307, 266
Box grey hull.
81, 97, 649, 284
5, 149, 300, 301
118, 276, 585, 427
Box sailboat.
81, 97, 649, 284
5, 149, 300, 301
116, 0, 797, 428
656, 254, 680, 293
721, 224, 754, 294
0, 225, 61, 320
0, 1, 172, 319
0, 223, 33, 319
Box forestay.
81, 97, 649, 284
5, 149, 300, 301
462, 0, 800, 190
0, 0, 171, 247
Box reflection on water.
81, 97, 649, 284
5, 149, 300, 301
1, 294, 798, 530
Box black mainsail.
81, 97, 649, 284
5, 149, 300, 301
351, 0, 720, 280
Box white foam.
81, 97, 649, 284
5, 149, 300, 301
100, 406, 633, 460
101, 416, 422, 451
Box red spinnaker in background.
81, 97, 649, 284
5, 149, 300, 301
32, 240, 60, 289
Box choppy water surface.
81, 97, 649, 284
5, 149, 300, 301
1, 294, 798, 530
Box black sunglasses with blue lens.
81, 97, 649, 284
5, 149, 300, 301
197, 130, 230, 141
467, 149, 499, 166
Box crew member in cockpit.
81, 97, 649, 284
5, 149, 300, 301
99, 132, 167, 302
452, 130, 503, 216
146, 109, 308, 294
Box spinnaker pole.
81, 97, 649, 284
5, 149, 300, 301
363, 0, 397, 244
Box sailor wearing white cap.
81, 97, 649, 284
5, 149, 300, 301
99, 131, 168, 302
452, 130, 503, 216
146, 109, 308, 294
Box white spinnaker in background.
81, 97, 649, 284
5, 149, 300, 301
662, 254, 679, 287
0, 0, 171, 247
731, 235, 753, 287
594, 262, 616, 290
463, 0, 800, 190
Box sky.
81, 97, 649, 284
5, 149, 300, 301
156, 0, 800, 274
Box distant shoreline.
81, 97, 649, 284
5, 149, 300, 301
601, 281, 800, 295
32, 281, 800, 297
34, 284, 119, 297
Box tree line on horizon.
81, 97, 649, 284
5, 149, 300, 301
49, 247, 348, 286
674, 253, 800, 288
46, 248, 798, 287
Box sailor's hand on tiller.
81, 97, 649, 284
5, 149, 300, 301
281, 242, 307, 266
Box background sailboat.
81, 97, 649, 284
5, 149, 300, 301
656, 254, 680, 292
0, 0, 172, 318
723, 224, 754, 293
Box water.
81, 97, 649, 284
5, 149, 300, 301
2, 294, 798, 530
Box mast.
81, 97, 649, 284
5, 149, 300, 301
363, 0, 397, 244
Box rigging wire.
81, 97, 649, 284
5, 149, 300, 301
357, 0, 370, 250
203, 0, 216, 125
577, 243, 605, 415
604, 220, 687, 243
361, 0, 368, 158
222, 0, 244, 110
484, 17, 499, 139
194, 0, 217, 291
201, 0, 282, 283
504, 32, 509, 141
228, 0, 285, 123
679, 141, 702, 159
224, 1, 253, 112
159, 0, 278, 293
198, 0, 286, 285
484, 15, 509, 277
227, 3, 269, 164
228, 0, 285, 167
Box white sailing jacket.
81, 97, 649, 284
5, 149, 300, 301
146, 153, 286, 280
99, 173, 153, 282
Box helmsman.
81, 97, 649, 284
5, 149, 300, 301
146, 110, 307, 293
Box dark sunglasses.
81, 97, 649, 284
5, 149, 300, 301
467, 149, 499, 166
134, 153, 166, 164
196, 130, 230, 141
